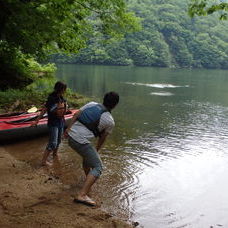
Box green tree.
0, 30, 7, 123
0, 0, 140, 89
188, 0, 228, 20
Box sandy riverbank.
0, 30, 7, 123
0, 146, 135, 228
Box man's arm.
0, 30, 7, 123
96, 131, 109, 152
64, 110, 81, 137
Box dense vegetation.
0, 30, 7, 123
52, 0, 228, 69
0, 0, 139, 90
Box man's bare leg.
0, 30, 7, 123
83, 163, 90, 176
77, 174, 97, 205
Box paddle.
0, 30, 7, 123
0, 106, 39, 122
27, 106, 38, 113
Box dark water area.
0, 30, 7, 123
5, 64, 228, 228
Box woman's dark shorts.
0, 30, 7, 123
46, 125, 63, 151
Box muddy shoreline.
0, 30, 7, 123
0, 146, 135, 228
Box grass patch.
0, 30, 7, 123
0, 86, 89, 113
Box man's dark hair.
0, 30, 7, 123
103, 91, 119, 110
53, 81, 67, 95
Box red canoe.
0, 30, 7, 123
0, 109, 78, 142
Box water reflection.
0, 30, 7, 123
125, 101, 228, 227
150, 92, 174, 96
134, 150, 228, 228
124, 82, 189, 88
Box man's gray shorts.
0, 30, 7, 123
68, 136, 103, 177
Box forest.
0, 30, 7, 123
52, 0, 228, 69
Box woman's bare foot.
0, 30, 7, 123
41, 161, 52, 166
53, 153, 59, 161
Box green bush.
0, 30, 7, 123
0, 41, 57, 90
0, 41, 32, 90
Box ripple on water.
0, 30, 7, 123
118, 101, 228, 227
124, 82, 189, 88
150, 92, 174, 96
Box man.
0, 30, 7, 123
65, 92, 119, 206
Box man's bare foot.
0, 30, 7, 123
74, 195, 96, 206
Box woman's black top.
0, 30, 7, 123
45, 93, 66, 127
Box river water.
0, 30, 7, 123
57, 64, 228, 228
6, 64, 228, 228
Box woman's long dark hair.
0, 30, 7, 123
51, 81, 67, 96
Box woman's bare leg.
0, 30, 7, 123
41, 149, 52, 166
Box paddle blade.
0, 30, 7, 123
27, 107, 38, 113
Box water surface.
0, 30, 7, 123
57, 64, 228, 228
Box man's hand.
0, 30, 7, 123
96, 132, 109, 152
63, 110, 81, 139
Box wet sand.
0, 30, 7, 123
0, 146, 134, 228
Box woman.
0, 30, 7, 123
32, 81, 67, 166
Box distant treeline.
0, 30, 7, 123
52, 0, 228, 69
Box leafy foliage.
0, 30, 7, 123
0, 0, 139, 57
0, 0, 140, 89
0, 41, 56, 90
188, 0, 228, 20
0, 41, 33, 89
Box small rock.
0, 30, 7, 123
63, 185, 71, 190
133, 221, 139, 227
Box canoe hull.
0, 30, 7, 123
0, 123, 49, 142
0, 110, 77, 143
